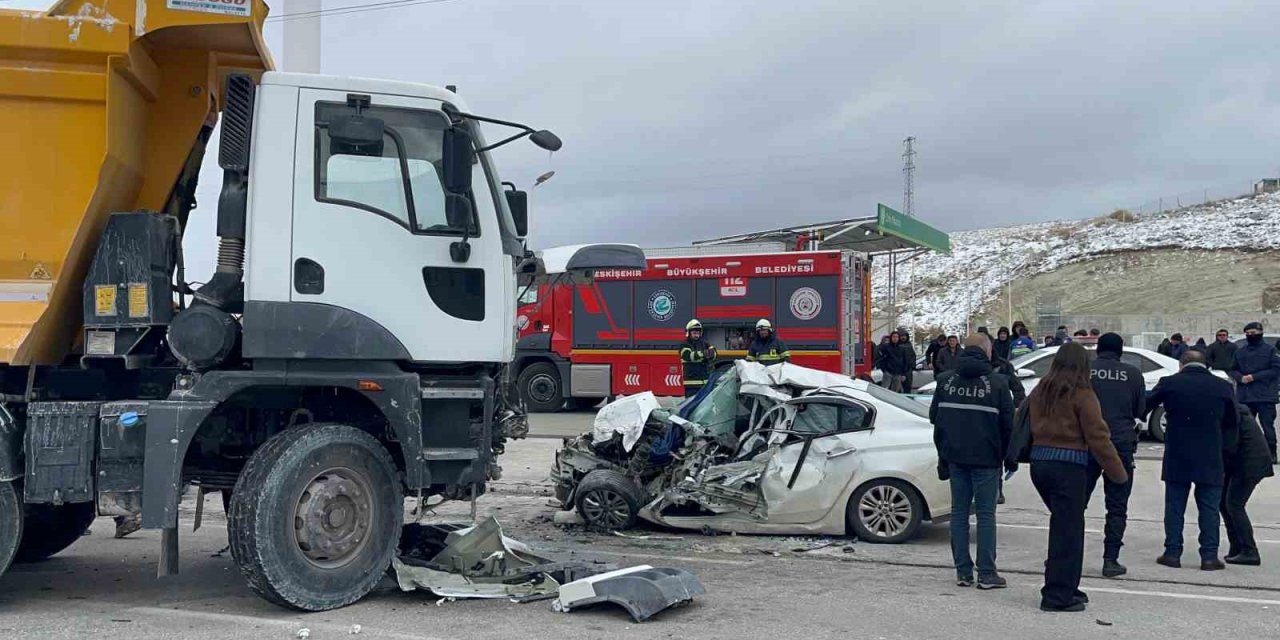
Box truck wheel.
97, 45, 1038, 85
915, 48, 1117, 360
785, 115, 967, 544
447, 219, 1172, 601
518, 362, 564, 412
0, 481, 22, 577
15, 502, 96, 563
229, 424, 402, 611
575, 469, 644, 531
1147, 407, 1166, 442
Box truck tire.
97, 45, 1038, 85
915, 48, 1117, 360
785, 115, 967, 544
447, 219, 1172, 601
518, 362, 564, 413
15, 502, 96, 563
1146, 407, 1166, 442
229, 424, 402, 611
575, 469, 645, 531
0, 481, 22, 577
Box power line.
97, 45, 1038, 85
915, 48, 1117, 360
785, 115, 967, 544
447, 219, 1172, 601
265, 0, 459, 23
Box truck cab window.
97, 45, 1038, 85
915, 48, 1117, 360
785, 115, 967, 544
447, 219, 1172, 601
315, 102, 461, 234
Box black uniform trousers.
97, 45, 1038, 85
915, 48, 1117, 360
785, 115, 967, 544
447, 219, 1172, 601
1084, 449, 1135, 560
1220, 474, 1262, 557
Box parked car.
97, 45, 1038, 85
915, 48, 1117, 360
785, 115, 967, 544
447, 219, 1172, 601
916, 345, 1228, 441
552, 361, 951, 543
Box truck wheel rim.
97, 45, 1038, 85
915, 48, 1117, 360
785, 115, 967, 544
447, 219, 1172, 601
581, 489, 630, 528
293, 467, 375, 569
528, 373, 558, 403
858, 485, 911, 538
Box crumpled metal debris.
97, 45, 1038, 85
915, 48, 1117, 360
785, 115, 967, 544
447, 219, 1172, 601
592, 392, 662, 452
553, 565, 706, 622
393, 517, 615, 602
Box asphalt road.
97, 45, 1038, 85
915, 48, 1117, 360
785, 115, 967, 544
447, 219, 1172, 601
1, 411, 1277, 639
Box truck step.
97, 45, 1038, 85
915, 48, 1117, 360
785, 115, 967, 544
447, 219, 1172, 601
420, 448, 480, 461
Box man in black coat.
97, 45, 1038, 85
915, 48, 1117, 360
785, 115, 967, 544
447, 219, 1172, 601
1230, 322, 1280, 463
1221, 403, 1275, 566
935, 335, 962, 373
1206, 328, 1237, 372
876, 333, 906, 392
929, 334, 1016, 589
926, 334, 947, 372
898, 328, 918, 392
1085, 333, 1147, 577
1147, 350, 1239, 571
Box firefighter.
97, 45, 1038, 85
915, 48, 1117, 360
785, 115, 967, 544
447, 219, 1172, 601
679, 319, 717, 396
747, 319, 791, 365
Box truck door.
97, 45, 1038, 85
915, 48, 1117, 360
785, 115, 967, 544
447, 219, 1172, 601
290, 89, 511, 363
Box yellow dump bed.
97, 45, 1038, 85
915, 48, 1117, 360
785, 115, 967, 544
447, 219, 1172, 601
0, 0, 273, 365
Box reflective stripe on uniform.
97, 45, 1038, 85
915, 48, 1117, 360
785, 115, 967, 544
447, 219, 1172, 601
937, 402, 999, 414
684, 379, 707, 386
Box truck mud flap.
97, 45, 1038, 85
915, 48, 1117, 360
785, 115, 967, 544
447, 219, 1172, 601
553, 565, 705, 622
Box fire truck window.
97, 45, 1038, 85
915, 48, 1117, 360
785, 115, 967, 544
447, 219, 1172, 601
518, 287, 539, 305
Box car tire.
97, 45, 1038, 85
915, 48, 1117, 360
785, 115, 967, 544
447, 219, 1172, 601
229, 424, 402, 611
574, 469, 645, 531
15, 502, 96, 563
0, 481, 22, 577
518, 363, 564, 413
847, 478, 924, 544
1147, 407, 1166, 442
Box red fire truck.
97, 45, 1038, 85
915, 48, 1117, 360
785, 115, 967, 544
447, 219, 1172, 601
512, 248, 872, 411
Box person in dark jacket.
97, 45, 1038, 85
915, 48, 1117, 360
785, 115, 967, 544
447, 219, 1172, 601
987, 335, 1026, 506
1168, 333, 1188, 361
992, 326, 1012, 361
929, 334, 1016, 590
1010, 326, 1036, 358
1055, 326, 1072, 345
1221, 403, 1276, 566
898, 328, 918, 391
876, 332, 907, 392
1206, 328, 1237, 372
926, 334, 947, 371
1157, 337, 1173, 357
1230, 322, 1280, 463
935, 335, 961, 373
1026, 342, 1128, 612
1147, 350, 1239, 571
746, 319, 790, 365
1084, 333, 1146, 577
678, 319, 717, 397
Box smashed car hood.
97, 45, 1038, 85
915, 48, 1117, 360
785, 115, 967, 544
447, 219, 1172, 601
593, 392, 662, 452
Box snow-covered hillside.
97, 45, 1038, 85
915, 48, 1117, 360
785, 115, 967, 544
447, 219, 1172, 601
876, 192, 1280, 331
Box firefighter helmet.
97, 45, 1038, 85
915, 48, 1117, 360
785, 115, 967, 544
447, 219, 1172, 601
686, 319, 703, 331
756, 319, 773, 331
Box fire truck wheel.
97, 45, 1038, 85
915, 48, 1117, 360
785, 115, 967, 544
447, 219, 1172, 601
518, 362, 564, 413
0, 481, 22, 577
15, 501, 96, 563
229, 424, 402, 611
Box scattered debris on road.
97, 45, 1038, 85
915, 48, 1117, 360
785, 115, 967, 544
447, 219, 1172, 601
552, 565, 705, 622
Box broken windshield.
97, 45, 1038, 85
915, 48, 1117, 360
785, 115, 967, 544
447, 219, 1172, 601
683, 369, 744, 448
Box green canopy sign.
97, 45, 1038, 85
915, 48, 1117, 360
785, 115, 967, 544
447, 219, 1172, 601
876, 204, 951, 255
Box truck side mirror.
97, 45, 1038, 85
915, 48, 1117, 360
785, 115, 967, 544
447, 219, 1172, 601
505, 189, 528, 236
442, 125, 474, 193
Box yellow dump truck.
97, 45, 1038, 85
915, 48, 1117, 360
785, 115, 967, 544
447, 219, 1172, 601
0, 0, 641, 610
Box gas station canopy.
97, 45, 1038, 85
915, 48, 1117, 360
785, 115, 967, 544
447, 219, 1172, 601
694, 204, 950, 256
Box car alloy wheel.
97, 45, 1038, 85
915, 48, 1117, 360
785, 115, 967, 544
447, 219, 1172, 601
857, 483, 913, 539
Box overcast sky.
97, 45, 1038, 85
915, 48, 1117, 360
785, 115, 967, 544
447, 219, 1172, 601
12, 0, 1280, 277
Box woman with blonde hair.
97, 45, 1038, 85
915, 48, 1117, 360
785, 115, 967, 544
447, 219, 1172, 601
1026, 342, 1129, 612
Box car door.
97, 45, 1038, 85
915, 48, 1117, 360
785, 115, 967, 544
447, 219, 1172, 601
290, 88, 511, 363
759, 398, 875, 524
1122, 352, 1172, 389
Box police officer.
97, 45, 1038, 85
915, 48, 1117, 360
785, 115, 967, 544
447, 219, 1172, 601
679, 319, 717, 396
1085, 333, 1146, 578
746, 319, 791, 365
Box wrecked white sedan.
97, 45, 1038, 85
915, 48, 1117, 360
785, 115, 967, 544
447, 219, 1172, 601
551, 361, 951, 543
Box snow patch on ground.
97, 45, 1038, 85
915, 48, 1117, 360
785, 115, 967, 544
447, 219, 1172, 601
876, 192, 1280, 332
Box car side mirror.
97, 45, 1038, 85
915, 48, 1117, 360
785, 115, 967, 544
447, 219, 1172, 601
505, 189, 528, 236
1016, 368, 1035, 379
442, 125, 474, 193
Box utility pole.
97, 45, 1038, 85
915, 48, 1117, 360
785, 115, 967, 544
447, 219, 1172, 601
283, 0, 322, 74
902, 137, 917, 217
